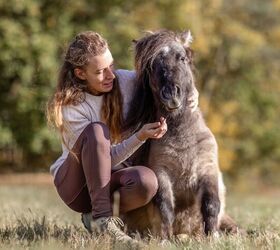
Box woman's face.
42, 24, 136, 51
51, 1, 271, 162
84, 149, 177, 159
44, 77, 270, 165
75, 48, 115, 95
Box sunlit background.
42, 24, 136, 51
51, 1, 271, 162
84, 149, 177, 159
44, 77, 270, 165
0, 0, 279, 189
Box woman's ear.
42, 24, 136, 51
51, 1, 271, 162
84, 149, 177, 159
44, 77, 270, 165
74, 68, 86, 80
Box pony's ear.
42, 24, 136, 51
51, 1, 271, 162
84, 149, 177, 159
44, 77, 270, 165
180, 30, 193, 48
185, 47, 194, 64
144, 30, 154, 35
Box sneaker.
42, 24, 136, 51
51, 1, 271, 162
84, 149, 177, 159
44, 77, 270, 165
81, 214, 135, 244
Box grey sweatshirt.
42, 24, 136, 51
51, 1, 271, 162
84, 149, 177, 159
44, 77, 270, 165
50, 70, 142, 177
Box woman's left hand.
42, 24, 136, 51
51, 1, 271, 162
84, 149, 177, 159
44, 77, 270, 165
153, 117, 167, 138
136, 117, 167, 141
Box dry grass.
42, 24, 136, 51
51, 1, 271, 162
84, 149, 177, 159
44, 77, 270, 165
0, 173, 279, 249
0, 173, 52, 186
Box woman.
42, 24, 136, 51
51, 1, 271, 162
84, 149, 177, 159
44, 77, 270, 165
47, 31, 198, 242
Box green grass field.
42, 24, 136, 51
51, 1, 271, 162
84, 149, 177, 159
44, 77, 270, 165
0, 175, 279, 250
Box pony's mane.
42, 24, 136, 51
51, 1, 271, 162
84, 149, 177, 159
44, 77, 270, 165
123, 30, 193, 135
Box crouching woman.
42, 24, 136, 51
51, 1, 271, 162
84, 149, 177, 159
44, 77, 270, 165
46, 31, 168, 243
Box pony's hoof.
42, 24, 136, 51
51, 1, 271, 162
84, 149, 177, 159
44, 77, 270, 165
176, 233, 190, 243
159, 239, 172, 247
213, 231, 220, 239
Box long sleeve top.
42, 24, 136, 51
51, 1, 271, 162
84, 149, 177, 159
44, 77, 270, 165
50, 69, 141, 177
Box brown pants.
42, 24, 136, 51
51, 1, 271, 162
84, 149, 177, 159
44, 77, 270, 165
54, 122, 158, 219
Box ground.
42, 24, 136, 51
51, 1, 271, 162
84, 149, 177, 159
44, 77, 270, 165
0, 173, 279, 249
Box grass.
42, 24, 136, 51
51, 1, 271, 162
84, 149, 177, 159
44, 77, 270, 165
0, 174, 279, 249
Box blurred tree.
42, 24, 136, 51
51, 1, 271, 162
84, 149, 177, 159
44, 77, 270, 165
0, 0, 59, 169
0, 0, 279, 184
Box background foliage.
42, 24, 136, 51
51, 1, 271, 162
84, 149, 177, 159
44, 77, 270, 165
0, 0, 279, 184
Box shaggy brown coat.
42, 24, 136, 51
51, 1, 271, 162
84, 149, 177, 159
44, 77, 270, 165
123, 30, 238, 238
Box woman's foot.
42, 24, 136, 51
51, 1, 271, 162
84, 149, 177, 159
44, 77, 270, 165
81, 214, 135, 244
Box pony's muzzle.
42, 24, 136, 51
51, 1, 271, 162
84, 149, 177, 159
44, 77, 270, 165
160, 85, 182, 110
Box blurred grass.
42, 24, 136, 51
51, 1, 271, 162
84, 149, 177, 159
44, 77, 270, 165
0, 176, 279, 249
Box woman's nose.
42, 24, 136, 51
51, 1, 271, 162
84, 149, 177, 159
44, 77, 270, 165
106, 68, 115, 80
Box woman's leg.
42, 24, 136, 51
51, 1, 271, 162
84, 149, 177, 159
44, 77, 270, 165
110, 166, 158, 213
54, 122, 158, 218
54, 122, 112, 218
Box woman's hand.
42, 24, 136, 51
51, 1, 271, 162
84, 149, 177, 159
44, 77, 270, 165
136, 117, 167, 141
188, 87, 199, 112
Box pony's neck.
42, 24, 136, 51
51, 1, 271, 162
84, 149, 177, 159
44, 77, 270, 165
156, 105, 191, 121
157, 107, 198, 135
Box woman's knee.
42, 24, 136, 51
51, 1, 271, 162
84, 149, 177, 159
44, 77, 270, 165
83, 122, 110, 143
82, 122, 110, 150
125, 166, 158, 204
83, 122, 110, 140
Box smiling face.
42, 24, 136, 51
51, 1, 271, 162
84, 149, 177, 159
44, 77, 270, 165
151, 42, 194, 112
74, 48, 115, 95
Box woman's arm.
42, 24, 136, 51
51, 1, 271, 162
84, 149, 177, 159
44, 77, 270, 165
111, 134, 145, 167
111, 118, 167, 167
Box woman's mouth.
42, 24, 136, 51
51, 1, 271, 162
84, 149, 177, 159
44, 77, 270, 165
103, 81, 113, 89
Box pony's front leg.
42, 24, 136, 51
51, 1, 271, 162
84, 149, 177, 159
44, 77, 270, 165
153, 167, 175, 239
199, 175, 220, 235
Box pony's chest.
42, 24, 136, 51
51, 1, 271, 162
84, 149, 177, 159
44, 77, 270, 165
148, 136, 200, 190
148, 135, 198, 171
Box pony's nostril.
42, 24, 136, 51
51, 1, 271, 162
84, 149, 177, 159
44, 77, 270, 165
160, 86, 171, 100
161, 85, 181, 100
175, 86, 181, 96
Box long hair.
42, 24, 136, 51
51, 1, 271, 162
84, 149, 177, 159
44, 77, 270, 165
47, 31, 123, 151
101, 76, 123, 143
124, 30, 177, 134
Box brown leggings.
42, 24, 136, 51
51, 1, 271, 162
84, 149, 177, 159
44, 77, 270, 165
54, 122, 158, 219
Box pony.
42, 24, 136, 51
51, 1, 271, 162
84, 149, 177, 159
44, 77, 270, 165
123, 30, 238, 238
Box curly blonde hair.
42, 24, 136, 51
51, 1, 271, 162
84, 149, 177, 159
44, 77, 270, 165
47, 31, 123, 149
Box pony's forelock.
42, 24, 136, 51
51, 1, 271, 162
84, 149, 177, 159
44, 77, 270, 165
124, 30, 194, 134
134, 30, 193, 78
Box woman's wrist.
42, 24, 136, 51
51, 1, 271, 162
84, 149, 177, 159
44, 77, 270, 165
136, 130, 146, 142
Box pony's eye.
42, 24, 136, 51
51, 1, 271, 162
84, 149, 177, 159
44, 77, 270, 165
181, 57, 186, 62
